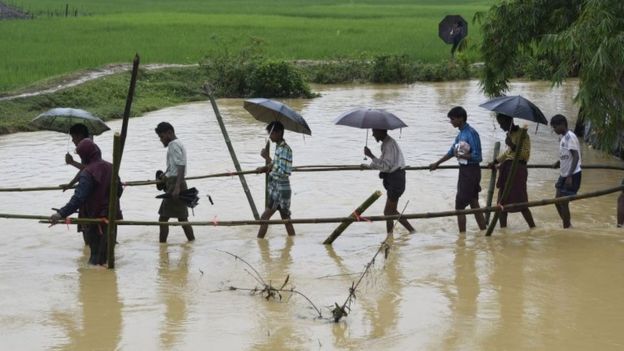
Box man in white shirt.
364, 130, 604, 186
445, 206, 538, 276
551, 114, 582, 228
155, 122, 195, 243
364, 129, 415, 235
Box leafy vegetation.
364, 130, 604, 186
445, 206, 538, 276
477, 0, 624, 153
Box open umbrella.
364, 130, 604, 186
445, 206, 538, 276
439, 15, 468, 44
479, 95, 548, 125
243, 98, 311, 135
334, 108, 407, 158
334, 108, 407, 130
31, 108, 110, 135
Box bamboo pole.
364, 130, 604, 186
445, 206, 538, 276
486, 128, 527, 236
1, 164, 623, 193
323, 191, 382, 245
485, 141, 501, 224
119, 54, 140, 158
265, 141, 270, 209
9, 182, 624, 227
202, 85, 260, 220
106, 133, 122, 269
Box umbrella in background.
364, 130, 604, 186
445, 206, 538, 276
244, 98, 311, 135
479, 95, 548, 125
31, 108, 110, 135
439, 15, 468, 44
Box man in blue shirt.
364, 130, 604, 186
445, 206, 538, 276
429, 106, 486, 233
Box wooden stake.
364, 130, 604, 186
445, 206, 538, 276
486, 128, 527, 236
485, 141, 501, 224
265, 141, 270, 209
106, 133, 122, 269
203, 85, 260, 220
119, 54, 140, 158
323, 191, 382, 245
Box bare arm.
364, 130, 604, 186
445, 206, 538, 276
429, 154, 453, 171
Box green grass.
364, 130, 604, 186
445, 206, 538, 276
1, 0, 494, 93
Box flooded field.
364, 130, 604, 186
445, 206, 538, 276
0, 80, 623, 350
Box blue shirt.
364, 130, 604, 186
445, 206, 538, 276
446, 123, 482, 164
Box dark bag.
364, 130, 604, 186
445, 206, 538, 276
379, 172, 389, 179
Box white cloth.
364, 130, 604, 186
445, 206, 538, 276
165, 139, 187, 177
369, 135, 405, 173
455, 141, 470, 165
559, 130, 581, 176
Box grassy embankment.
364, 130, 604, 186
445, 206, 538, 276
0, 0, 494, 134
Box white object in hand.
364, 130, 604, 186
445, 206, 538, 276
455, 141, 470, 165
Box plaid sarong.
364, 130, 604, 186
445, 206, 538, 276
268, 177, 291, 216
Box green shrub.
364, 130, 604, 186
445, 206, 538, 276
248, 61, 314, 98
370, 55, 413, 83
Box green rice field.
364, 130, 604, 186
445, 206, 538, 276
1, 0, 494, 93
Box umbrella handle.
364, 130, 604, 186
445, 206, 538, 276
363, 129, 368, 160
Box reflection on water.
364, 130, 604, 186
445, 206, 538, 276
158, 244, 191, 349
1, 80, 624, 350
54, 254, 122, 351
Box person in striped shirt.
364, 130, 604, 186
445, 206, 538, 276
256, 121, 296, 238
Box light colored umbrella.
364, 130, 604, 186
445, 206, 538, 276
479, 95, 548, 125
31, 108, 110, 135
333, 108, 408, 130
243, 98, 311, 135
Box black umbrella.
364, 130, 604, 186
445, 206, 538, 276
244, 98, 311, 135
156, 187, 199, 209
479, 95, 548, 125
333, 108, 407, 130
439, 15, 468, 44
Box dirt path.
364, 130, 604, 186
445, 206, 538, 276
0, 63, 197, 102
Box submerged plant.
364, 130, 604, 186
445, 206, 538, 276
217, 249, 323, 319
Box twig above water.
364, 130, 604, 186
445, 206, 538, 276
217, 249, 323, 319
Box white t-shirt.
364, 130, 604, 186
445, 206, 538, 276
165, 139, 187, 177
559, 130, 581, 176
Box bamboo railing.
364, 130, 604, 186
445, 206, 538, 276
1, 163, 622, 193
5, 183, 622, 227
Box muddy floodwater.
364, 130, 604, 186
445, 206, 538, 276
1, 80, 623, 350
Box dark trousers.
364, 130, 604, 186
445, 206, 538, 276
86, 224, 109, 265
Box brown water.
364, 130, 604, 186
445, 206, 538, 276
1, 80, 623, 350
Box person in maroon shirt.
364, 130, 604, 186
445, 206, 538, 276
50, 139, 122, 266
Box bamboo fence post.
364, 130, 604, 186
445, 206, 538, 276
323, 191, 382, 245
485, 128, 527, 236
203, 85, 260, 220
106, 133, 122, 269
485, 141, 501, 224
265, 141, 270, 209
119, 54, 140, 158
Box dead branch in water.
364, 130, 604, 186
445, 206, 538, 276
217, 249, 323, 319
331, 201, 409, 322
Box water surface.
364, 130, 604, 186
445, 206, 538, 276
0, 80, 623, 350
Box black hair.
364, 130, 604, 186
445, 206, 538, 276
266, 121, 284, 133
447, 106, 467, 121
550, 114, 568, 127
496, 113, 512, 122
155, 122, 174, 134
69, 123, 89, 138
